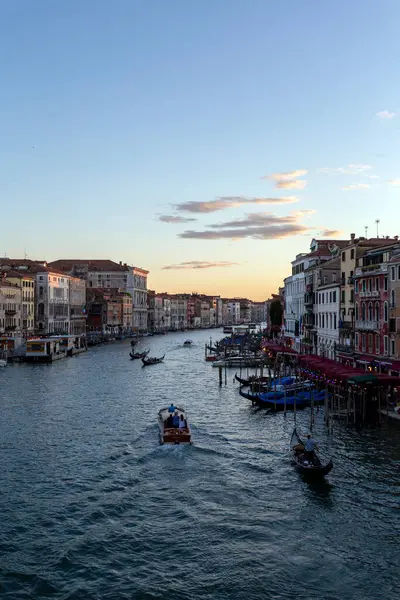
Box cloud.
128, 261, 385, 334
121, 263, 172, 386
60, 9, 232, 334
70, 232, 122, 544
366, 175, 380, 180
388, 179, 400, 186
376, 110, 396, 119
341, 183, 370, 190
174, 195, 299, 213
162, 261, 239, 270
178, 210, 316, 240
275, 179, 307, 190
319, 164, 373, 175
317, 229, 344, 238
264, 169, 308, 181
179, 224, 310, 240
158, 215, 197, 223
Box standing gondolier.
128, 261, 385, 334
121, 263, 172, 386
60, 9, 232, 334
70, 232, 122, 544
304, 434, 319, 463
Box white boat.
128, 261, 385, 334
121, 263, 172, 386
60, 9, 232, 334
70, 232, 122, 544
158, 406, 191, 445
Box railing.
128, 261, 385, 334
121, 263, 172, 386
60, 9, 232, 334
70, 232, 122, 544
355, 264, 388, 276
5, 309, 16, 315
355, 320, 379, 331
359, 290, 380, 298
336, 344, 355, 353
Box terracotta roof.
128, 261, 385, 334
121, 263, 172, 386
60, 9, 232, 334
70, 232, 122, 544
48, 259, 129, 273
1, 269, 34, 279
0, 279, 20, 289
0, 259, 68, 277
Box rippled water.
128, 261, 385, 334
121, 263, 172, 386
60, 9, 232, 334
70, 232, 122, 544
0, 330, 399, 600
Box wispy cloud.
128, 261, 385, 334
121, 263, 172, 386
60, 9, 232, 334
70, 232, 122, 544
162, 261, 239, 270
388, 179, 400, 186
317, 229, 344, 238
263, 169, 308, 191
158, 215, 197, 223
264, 169, 308, 181
275, 179, 307, 190
319, 164, 373, 175
341, 183, 370, 191
174, 195, 299, 214
376, 110, 396, 120
178, 211, 316, 240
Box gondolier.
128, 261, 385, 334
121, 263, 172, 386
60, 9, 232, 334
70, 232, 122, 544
304, 434, 318, 463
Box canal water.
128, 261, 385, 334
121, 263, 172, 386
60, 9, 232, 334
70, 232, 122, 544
0, 329, 398, 600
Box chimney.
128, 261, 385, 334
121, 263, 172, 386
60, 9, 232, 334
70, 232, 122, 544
119, 261, 122, 265
350, 233, 355, 241
394, 236, 398, 241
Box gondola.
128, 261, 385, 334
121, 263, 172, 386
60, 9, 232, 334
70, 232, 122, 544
290, 428, 333, 478
235, 373, 270, 386
129, 350, 149, 360
239, 387, 326, 410
141, 354, 165, 366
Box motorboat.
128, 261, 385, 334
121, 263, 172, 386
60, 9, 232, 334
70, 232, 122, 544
158, 406, 191, 444
183, 339, 193, 346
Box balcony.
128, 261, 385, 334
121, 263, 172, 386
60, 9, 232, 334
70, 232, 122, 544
5, 309, 16, 315
359, 290, 380, 298
336, 344, 355, 354
340, 319, 353, 330
355, 264, 388, 277
356, 320, 379, 331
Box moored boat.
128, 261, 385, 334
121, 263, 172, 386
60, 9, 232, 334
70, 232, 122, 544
290, 428, 333, 478
235, 373, 270, 386
142, 354, 165, 366
158, 406, 191, 444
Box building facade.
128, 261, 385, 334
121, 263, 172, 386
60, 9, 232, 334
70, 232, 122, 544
2, 270, 35, 334
69, 277, 87, 335
0, 280, 22, 335
130, 267, 148, 332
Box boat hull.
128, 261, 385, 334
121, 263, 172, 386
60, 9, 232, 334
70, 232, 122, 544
158, 407, 191, 445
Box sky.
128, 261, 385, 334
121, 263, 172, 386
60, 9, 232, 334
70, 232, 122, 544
1, 0, 400, 301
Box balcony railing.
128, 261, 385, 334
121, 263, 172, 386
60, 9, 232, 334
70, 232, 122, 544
359, 290, 380, 298
355, 320, 379, 331
340, 320, 353, 329
5, 309, 16, 315
336, 344, 355, 354
355, 264, 388, 277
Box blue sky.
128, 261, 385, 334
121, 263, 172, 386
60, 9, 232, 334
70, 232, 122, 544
1, 0, 399, 300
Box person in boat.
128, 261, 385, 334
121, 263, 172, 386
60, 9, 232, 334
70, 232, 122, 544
172, 411, 180, 428
168, 403, 176, 413
166, 413, 174, 428
304, 434, 318, 463
178, 414, 186, 430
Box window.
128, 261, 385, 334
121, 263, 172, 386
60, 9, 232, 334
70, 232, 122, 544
362, 279, 366, 292
362, 334, 366, 352
398, 265, 400, 280
384, 335, 388, 355
333, 291, 336, 303
355, 332, 359, 348
355, 280, 359, 293
368, 334, 373, 353
375, 302, 380, 322
384, 301, 388, 322
368, 302, 373, 321
391, 289, 395, 308
342, 252, 345, 261
361, 302, 366, 320
375, 278, 379, 291
391, 266, 395, 281
341, 290, 345, 304
376, 334, 380, 354
384, 276, 388, 291
329, 292, 332, 302
368, 279, 372, 292
334, 314, 337, 329
351, 249, 355, 260
391, 339, 395, 356
355, 303, 359, 320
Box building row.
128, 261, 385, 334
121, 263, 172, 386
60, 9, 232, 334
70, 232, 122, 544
280, 233, 400, 371
0, 258, 269, 337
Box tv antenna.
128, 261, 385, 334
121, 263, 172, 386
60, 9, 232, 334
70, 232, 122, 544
375, 219, 380, 238
365, 225, 368, 238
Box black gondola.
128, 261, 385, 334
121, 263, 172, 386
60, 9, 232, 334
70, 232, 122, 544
235, 373, 270, 386
290, 428, 333, 478
130, 350, 149, 360
141, 354, 165, 366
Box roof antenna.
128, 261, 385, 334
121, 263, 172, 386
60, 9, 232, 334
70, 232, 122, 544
375, 219, 380, 238
364, 225, 368, 238
24, 248, 27, 259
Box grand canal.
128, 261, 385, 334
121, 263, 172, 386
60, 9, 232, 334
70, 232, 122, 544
0, 329, 398, 600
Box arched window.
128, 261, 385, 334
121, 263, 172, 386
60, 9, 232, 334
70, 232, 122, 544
361, 302, 366, 320
391, 289, 395, 308
384, 301, 388, 322
375, 302, 380, 322
368, 302, 373, 321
